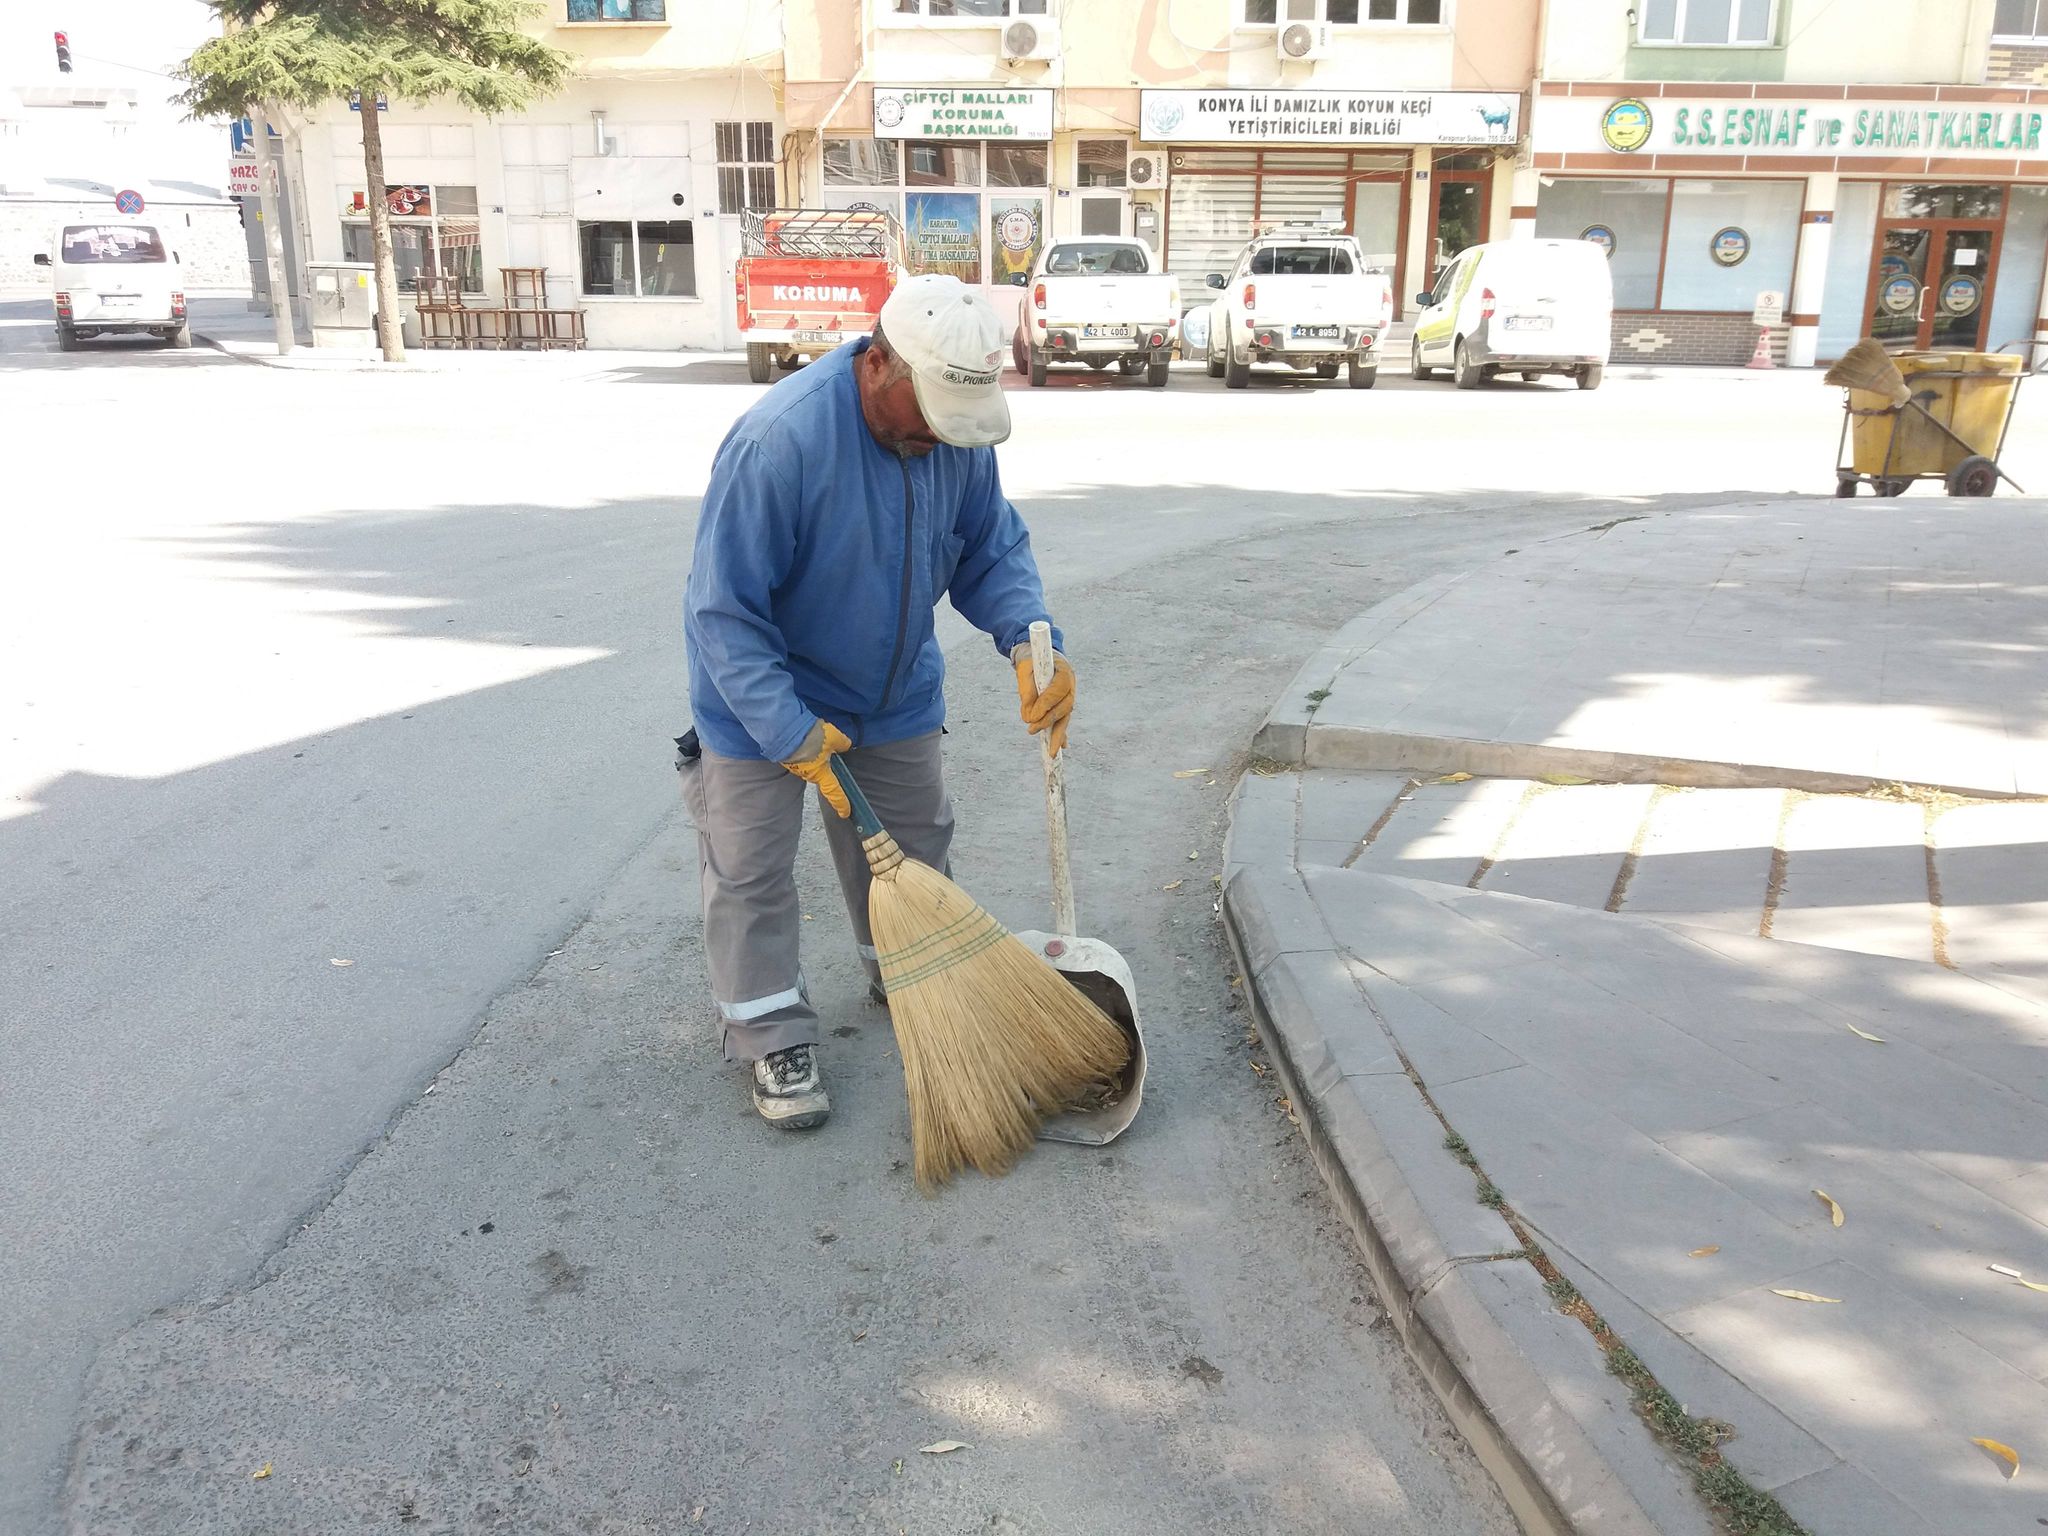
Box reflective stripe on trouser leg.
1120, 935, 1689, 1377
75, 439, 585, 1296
683, 744, 819, 1062
819, 731, 955, 994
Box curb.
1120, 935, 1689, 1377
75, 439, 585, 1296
1221, 775, 1696, 1536
1248, 525, 2031, 802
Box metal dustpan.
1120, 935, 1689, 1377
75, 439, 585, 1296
1016, 622, 1147, 1145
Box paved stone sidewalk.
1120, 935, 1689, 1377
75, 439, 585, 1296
1226, 497, 2048, 1535
1255, 500, 2048, 799
1287, 770, 2048, 997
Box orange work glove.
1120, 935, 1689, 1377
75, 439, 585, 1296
1012, 647, 1075, 756
780, 721, 853, 818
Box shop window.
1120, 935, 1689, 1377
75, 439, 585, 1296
1659, 178, 1799, 310
986, 144, 1049, 188
1533, 179, 1669, 309
578, 218, 695, 296
1816, 182, 1879, 360
1884, 185, 2004, 221
1988, 186, 2048, 360
1994, 0, 2048, 38
1077, 140, 1127, 189
905, 141, 982, 187
1245, 0, 1438, 22
341, 183, 482, 292
717, 121, 777, 215
1638, 0, 1774, 45
904, 191, 983, 281
567, 0, 667, 18
824, 138, 901, 185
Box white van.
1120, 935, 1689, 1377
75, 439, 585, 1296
1410, 239, 1611, 390
34, 222, 190, 351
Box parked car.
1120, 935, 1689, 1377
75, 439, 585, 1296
734, 208, 900, 383
1200, 227, 1391, 389
1410, 239, 1612, 390
1012, 238, 1180, 387
35, 222, 189, 350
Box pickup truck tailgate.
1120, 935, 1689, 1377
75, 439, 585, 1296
1043, 276, 1175, 322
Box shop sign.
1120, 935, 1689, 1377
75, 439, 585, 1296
1139, 88, 1519, 146
904, 191, 983, 283
873, 88, 1052, 141
1538, 92, 2048, 160
1710, 226, 1750, 267
1941, 275, 1982, 316
227, 161, 262, 198
988, 196, 1043, 285
1879, 274, 1921, 314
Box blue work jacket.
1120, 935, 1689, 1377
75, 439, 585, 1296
685, 338, 1061, 763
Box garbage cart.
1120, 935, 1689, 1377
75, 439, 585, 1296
1835, 348, 2028, 498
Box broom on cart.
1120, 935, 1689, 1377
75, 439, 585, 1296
830, 754, 1130, 1192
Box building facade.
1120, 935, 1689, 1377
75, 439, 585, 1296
264, 0, 2048, 362
279, 0, 784, 350
1526, 0, 2048, 366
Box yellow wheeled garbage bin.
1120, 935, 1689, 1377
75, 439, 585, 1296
1837, 349, 2026, 499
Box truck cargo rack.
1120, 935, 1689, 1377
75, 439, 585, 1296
743, 207, 905, 262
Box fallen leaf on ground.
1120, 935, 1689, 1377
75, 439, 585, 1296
1771, 1289, 1841, 1304
1689, 1245, 1721, 1258
2019, 1279, 2048, 1295
252, 1463, 272, 1480
1173, 768, 1210, 779
1187, 850, 1199, 860
1814, 1189, 1845, 1228
690, 1508, 705, 1523
329, 958, 354, 968
920, 1441, 970, 1455
1971, 1438, 2020, 1479
892, 1459, 903, 1476
852, 1329, 867, 1341
1843, 1021, 1887, 1043
1539, 772, 1593, 786
1161, 880, 1184, 891
1432, 771, 1473, 783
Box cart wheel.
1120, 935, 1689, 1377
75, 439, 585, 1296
1875, 478, 1911, 498
1945, 455, 1998, 498
1834, 476, 1859, 498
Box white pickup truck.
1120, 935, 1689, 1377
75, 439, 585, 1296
1198, 227, 1392, 389
1011, 238, 1180, 388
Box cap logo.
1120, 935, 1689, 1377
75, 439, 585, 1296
941, 366, 998, 387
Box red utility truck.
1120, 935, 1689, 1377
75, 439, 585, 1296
734, 208, 903, 383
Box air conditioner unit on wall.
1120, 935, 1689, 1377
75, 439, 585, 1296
1127, 151, 1165, 188
1277, 21, 1331, 60
1002, 17, 1061, 60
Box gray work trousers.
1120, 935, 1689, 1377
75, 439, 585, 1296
681, 730, 953, 1061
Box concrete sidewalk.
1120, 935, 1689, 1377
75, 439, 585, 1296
1225, 498, 2048, 1536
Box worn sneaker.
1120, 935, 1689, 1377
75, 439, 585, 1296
753, 1044, 830, 1130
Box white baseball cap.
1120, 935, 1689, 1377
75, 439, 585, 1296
878, 273, 1011, 449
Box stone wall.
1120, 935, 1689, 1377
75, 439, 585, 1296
0, 200, 251, 293
1610, 311, 1785, 367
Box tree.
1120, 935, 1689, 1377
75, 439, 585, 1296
178, 2, 570, 362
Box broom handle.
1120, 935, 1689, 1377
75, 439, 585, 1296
1029, 620, 1078, 937
827, 753, 886, 841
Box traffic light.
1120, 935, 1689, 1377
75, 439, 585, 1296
54, 31, 73, 73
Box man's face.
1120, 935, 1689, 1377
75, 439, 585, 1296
858, 349, 941, 457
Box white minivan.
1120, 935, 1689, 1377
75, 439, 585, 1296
35, 222, 191, 351
1410, 239, 1611, 390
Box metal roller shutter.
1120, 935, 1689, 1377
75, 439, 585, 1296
1166, 175, 1255, 311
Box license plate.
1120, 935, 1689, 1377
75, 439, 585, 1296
101, 295, 137, 307
793, 330, 840, 345
1504, 316, 1553, 331
1291, 325, 1340, 340
1082, 324, 1133, 339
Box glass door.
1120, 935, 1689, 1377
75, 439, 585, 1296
1866, 221, 1999, 350
1429, 178, 1485, 287
1350, 177, 1403, 294
1929, 228, 1994, 350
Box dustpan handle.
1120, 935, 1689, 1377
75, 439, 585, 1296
827, 753, 886, 841
1029, 621, 1079, 937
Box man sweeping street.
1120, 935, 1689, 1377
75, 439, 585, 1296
682, 273, 1076, 1130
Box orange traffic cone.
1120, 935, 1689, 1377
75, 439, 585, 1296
1746, 326, 1776, 370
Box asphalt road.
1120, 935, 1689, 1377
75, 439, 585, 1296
7, 298, 2039, 1533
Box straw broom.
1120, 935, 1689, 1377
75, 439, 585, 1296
1824, 338, 1911, 406
831, 754, 1130, 1192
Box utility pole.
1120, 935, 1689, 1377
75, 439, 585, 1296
252, 107, 294, 356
